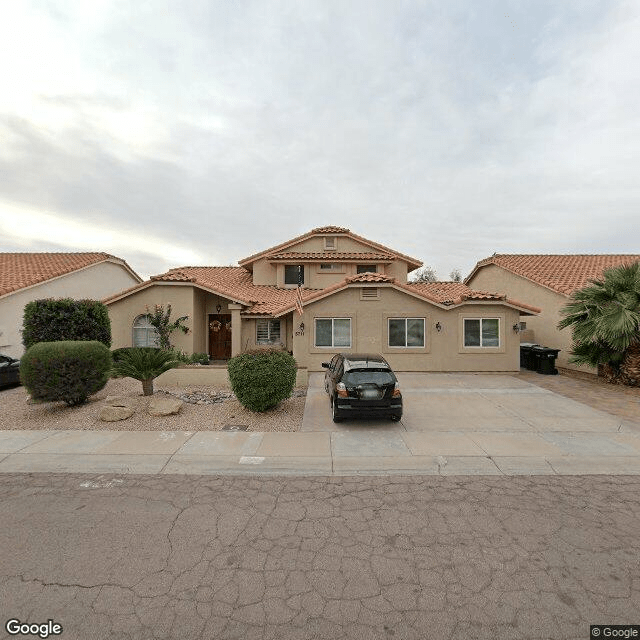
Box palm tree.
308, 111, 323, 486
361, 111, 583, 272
558, 262, 640, 385
112, 347, 180, 396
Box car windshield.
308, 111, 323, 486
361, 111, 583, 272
343, 369, 396, 386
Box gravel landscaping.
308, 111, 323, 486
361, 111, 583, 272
0, 378, 306, 432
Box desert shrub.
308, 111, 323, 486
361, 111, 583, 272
23, 299, 111, 349
20, 340, 112, 406
190, 352, 210, 365
111, 347, 180, 396
227, 349, 297, 412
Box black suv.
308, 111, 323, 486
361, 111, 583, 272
322, 353, 402, 423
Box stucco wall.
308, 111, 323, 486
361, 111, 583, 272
467, 264, 591, 374
250, 260, 277, 286
0, 261, 140, 358
107, 284, 195, 353
291, 285, 521, 372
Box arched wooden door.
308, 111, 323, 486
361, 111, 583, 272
208, 314, 232, 360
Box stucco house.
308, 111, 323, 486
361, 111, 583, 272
0, 252, 142, 359
465, 254, 640, 374
105, 227, 539, 373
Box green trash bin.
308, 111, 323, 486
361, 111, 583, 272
531, 346, 560, 375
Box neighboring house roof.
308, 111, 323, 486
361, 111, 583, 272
275, 274, 540, 317
103, 266, 322, 316
265, 251, 395, 262
465, 254, 640, 296
238, 227, 423, 271
0, 252, 141, 298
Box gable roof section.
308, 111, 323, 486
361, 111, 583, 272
274, 274, 540, 317
103, 266, 322, 315
266, 251, 395, 262
465, 254, 640, 296
0, 252, 141, 298
238, 227, 423, 271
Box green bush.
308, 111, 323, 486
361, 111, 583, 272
23, 299, 112, 349
111, 347, 180, 396
190, 352, 210, 365
227, 349, 296, 412
20, 341, 112, 406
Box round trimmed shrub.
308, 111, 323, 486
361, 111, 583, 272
20, 341, 112, 406
227, 349, 297, 412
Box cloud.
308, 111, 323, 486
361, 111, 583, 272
0, 1, 638, 282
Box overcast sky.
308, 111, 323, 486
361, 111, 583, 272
0, 1, 638, 281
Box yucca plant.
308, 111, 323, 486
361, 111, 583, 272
111, 347, 180, 396
558, 262, 640, 384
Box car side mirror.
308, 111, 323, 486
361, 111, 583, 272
321, 362, 330, 368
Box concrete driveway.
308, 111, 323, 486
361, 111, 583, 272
303, 372, 626, 433
302, 372, 640, 475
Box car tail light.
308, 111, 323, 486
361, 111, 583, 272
392, 382, 401, 397
336, 382, 348, 397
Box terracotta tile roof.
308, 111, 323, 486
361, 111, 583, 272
104, 266, 321, 315
405, 281, 540, 313
275, 277, 540, 316
0, 252, 140, 297
239, 227, 422, 271
266, 251, 394, 261
311, 226, 350, 234
346, 273, 395, 283
466, 254, 640, 296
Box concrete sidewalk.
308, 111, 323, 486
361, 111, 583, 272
3, 424, 640, 476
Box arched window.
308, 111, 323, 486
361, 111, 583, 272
132, 315, 159, 347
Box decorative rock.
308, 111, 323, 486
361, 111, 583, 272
99, 405, 135, 422
148, 397, 183, 416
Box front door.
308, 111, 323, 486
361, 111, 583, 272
208, 314, 232, 360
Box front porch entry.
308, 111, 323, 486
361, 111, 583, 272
208, 313, 232, 360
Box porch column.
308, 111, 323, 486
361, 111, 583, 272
228, 303, 243, 357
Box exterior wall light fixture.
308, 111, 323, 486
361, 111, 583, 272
435, 322, 442, 332
216, 304, 222, 314
513, 323, 520, 333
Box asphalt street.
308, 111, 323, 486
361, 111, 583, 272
1, 473, 639, 640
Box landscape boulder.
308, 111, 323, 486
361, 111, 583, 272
99, 405, 135, 422
148, 397, 183, 416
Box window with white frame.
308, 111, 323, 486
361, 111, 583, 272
388, 318, 425, 347
132, 315, 159, 347
324, 237, 337, 250
314, 318, 351, 348
256, 319, 281, 344
464, 318, 500, 347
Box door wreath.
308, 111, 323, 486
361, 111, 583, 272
209, 320, 222, 332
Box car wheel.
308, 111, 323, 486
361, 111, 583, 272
331, 397, 342, 423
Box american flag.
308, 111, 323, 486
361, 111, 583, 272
295, 285, 304, 316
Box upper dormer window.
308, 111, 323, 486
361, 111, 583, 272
284, 264, 305, 285
324, 237, 337, 251
357, 264, 377, 274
